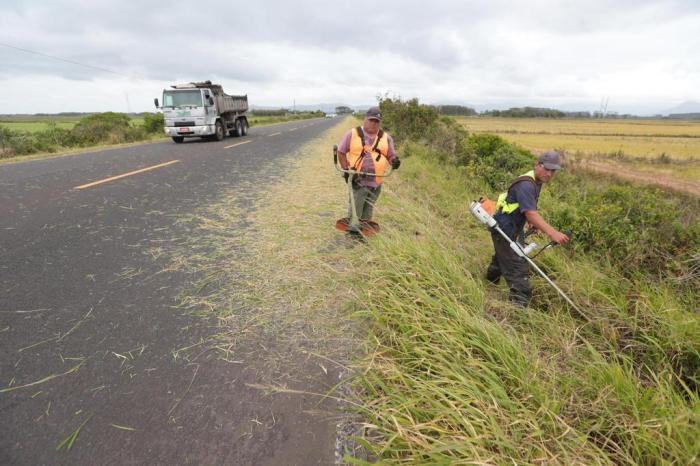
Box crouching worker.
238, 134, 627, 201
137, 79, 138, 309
336, 106, 401, 233
486, 151, 570, 307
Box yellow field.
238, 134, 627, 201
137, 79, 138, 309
457, 117, 700, 160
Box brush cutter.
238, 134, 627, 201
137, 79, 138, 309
333, 144, 394, 236
469, 200, 583, 314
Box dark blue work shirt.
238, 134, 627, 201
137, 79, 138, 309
493, 179, 541, 239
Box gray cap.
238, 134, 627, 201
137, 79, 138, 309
538, 151, 561, 170
365, 106, 382, 120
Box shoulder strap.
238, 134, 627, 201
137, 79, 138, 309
508, 175, 537, 191
372, 129, 384, 161
356, 126, 364, 144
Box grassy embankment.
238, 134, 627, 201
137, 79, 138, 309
457, 116, 700, 186
344, 100, 699, 464
155, 107, 698, 463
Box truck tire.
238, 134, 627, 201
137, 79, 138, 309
215, 121, 225, 141
240, 119, 248, 136
172, 136, 184, 143
234, 120, 243, 137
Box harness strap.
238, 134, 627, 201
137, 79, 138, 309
353, 126, 385, 167
373, 129, 384, 161
496, 174, 538, 215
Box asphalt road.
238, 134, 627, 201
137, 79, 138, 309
0, 117, 344, 465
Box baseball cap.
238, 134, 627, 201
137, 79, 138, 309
538, 151, 561, 170
365, 106, 382, 121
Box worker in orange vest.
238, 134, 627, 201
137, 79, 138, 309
336, 107, 401, 233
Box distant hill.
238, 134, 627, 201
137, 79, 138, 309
664, 101, 700, 115
666, 112, 700, 120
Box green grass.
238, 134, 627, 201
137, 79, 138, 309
0, 116, 145, 133
346, 146, 699, 464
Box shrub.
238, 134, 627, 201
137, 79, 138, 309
548, 174, 700, 281
379, 97, 440, 143
141, 112, 164, 134
70, 112, 135, 145
466, 134, 534, 190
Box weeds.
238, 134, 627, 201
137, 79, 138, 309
343, 99, 700, 464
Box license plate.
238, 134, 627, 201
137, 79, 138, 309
178, 127, 190, 133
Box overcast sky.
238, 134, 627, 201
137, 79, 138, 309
1, 0, 699, 115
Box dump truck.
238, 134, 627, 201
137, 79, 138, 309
154, 81, 248, 143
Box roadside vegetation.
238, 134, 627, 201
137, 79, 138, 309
0, 112, 164, 159
0, 111, 325, 161
345, 99, 699, 464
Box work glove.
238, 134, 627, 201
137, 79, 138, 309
391, 156, 401, 170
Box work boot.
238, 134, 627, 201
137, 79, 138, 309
485, 259, 501, 284
486, 270, 501, 285
509, 288, 531, 308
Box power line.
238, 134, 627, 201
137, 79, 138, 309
0, 42, 141, 79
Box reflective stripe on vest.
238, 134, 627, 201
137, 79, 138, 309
347, 127, 390, 184
495, 170, 536, 214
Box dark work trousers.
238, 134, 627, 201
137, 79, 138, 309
348, 182, 382, 222
486, 229, 532, 307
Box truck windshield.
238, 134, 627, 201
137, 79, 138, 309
163, 90, 202, 108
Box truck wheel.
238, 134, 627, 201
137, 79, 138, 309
234, 120, 243, 137
240, 119, 248, 136
172, 136, 184, 143
215, 121, 225, 141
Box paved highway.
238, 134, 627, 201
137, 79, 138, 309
0, 117, 343, 465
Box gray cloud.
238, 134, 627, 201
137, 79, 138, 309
1, 0, 699, 114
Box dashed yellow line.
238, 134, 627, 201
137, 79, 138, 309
74, 160, 180, 190
224, 140, 252, 149
268, 132, 282, 137
288, 127, 299, 132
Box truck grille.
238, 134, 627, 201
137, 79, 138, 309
174, 121, 195, 127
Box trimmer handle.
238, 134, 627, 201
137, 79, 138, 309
333, 144, 338, 165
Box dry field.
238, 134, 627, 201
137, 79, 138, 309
457, 116, 700, 194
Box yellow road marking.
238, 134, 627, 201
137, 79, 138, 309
74, 160, 180, 190
224, 140, 252, 149
288, 127, 298, 132
268, 132, 282, 137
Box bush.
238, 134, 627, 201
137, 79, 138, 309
379, 97, 440, 143
466, 134, 533, 190
70, 112, 136, 145
141, 112, 164, 134
548, 174, 700, 281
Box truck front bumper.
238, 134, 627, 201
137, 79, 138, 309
164, 125, 215, 137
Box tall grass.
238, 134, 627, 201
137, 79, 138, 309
347, 100, 699, 464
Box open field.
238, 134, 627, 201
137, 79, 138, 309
0, 116, 145, 132
457, 116, 700, 160
457, 116, 700, 193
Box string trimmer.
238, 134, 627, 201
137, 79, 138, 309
333, 144, 393, 236
469, 199, 583, 314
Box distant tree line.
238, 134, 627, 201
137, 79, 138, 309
436, 105, 477, 116
482, 107, 567, 118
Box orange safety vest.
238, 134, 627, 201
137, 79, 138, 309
346, 126, 390, 185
